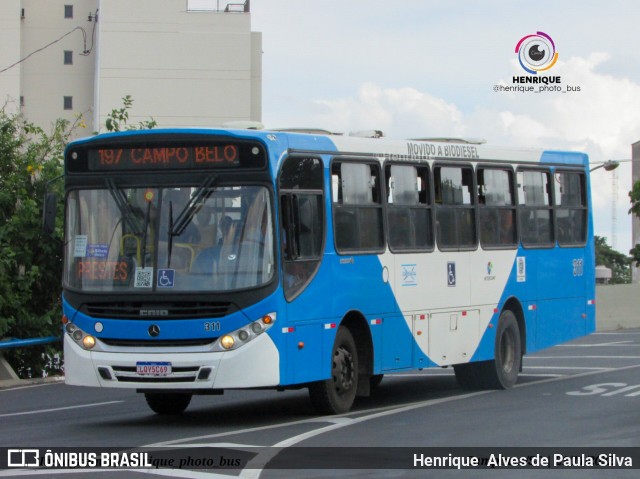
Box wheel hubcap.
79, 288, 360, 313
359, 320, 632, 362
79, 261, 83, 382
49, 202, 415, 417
501, 329, 515, 374
332, 345, 354, 394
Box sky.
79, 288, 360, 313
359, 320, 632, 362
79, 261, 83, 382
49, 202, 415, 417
245, 0, 640, 255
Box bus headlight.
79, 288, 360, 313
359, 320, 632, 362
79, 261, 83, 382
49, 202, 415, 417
220, 335, 235, 350
65, 322, 102, 351
213, 313, 276, 352
82, 335, 96, 349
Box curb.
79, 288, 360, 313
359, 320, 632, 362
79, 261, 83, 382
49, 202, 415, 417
0, 376, 64, 390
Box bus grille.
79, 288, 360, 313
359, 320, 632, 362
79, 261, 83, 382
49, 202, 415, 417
80, 301, 234, 320
100, 338, 217, 347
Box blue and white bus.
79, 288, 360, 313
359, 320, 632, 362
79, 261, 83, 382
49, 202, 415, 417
54, 128, 595, 415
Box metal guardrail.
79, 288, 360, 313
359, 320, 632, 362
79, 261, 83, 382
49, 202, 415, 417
0, 336, 61, 381
0, 336, 61, 350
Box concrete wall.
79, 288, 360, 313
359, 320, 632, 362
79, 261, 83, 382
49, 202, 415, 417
0, 0, 25, 113
20, 0, 96, 134
96, 0, 261, 129
596, 283, 640, 331
1, 0, 260, 135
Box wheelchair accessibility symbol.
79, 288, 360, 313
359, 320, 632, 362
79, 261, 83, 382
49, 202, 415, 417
447, 262, 456, 287
157, 269, 175, 288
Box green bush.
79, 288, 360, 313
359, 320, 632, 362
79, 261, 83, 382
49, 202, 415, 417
0, 108, 80, 378
1, 97, 155, 378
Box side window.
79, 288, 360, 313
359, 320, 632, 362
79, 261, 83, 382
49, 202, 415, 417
517, 169, 554, 247
331, 161, 384, 253
385, 164, 433, 251
434, 165, 476, 249
279, 157, 324, 301
478, 167, 517, 248
554, 171, 587, 246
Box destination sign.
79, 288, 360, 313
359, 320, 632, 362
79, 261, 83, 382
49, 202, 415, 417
87, 144, 240, 171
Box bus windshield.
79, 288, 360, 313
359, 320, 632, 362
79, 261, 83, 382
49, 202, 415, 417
64, 184, 275, 292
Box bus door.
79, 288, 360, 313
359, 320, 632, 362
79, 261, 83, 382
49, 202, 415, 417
279, 156, 330, 384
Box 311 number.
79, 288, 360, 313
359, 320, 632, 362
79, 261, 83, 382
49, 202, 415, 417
572, 259, 584, 277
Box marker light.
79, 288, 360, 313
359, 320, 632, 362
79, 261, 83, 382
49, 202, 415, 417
251, 322, 263, 334
212, 313, 276, 352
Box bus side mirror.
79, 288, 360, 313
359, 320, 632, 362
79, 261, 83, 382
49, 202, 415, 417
42, 192, 58, 235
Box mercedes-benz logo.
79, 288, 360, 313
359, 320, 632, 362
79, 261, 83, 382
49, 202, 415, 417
148, 324, 161, 337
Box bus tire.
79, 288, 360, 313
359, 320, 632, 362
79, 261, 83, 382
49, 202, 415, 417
454, 310, 522, 390
309, 326, 358, 414
485, 309, 521, 389
144, 393, 192, 415
370, 374, 384, 390
453, 362, 484, 390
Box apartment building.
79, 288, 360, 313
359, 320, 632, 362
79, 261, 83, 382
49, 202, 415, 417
0, 0, 261, 135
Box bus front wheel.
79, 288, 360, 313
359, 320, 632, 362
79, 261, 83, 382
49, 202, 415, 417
309, 326, 358, 414
144, 393, 192, 415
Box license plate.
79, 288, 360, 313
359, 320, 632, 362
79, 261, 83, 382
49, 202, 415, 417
136, 361, 172, 376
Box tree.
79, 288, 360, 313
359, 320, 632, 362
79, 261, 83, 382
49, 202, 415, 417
629, 181, 640, 268
104, 95, 157, 132
595, 235, 631, 284
0, 108, 81, 377
1, 96, 156, 378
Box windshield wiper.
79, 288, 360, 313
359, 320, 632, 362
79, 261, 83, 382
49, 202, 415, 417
106, 179, 143, 235
166, 175, 216, 268
171, 176, 217, 236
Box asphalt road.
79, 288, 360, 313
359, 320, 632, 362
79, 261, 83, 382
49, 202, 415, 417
1, 329, 639, 478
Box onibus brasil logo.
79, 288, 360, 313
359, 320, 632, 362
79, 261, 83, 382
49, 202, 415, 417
515, 31, 558, 74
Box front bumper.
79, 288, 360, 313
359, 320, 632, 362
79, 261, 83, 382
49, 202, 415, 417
63, 332, 280, 390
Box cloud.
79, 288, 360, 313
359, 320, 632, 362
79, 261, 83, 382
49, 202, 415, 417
305, 83, 465, 139
279, 53, 640, 252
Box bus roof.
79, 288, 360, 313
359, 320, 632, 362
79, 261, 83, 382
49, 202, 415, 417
69, 127, 589, 169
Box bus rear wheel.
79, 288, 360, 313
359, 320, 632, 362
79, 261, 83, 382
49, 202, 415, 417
453, 309, 521, 390
309, 326, 358, 414
144, 393, 192, 415
488, 309, 521, 389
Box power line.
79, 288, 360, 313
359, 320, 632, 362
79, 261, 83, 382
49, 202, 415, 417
0, 26, 90, 75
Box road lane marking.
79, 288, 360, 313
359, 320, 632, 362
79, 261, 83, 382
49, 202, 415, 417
0, 400, 124, 418
526, 355, 640, 359
524, 366, 612, 371
560, 342, 638, 347
593, 331, 640, 335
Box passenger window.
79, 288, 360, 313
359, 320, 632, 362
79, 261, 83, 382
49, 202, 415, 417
517, 169, 554, 247
434, 165, 476, 249
331, 161, 384, 253
385, 164, 433, 251
554, 171, 587, 246
478, 167, 517, 248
